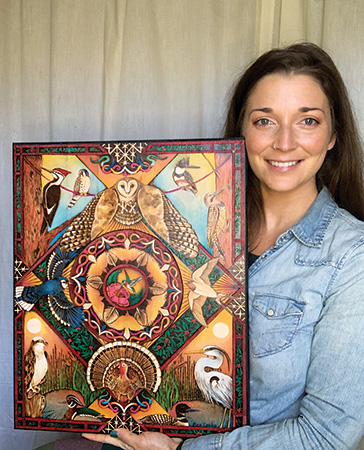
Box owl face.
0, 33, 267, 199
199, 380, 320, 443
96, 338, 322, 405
117, 178, 139, 199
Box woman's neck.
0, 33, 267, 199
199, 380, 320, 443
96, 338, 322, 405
249, 185, 318, 255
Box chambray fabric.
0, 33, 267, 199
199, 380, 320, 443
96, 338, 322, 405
182, 187, 364, 450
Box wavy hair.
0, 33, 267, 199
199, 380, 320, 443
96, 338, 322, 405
224, 43, 364, 242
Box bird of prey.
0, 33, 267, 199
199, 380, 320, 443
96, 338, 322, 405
24, 336, 48, 399
187, 257, 229, 327
172, 157, 200, 195
68, 168, 91, 209
59, 177, 199, 259
15, 248, 84, 328
40, 167, 71, 233
204, 189, 227, 260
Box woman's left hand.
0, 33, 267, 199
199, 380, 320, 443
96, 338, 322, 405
82, 428, 182, 450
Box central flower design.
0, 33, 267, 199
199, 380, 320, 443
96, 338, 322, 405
69, 230, 183, 341
86, 245, 168, 332
104, 266, 146, 308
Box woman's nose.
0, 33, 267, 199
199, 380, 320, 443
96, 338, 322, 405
274, 125, 297, 152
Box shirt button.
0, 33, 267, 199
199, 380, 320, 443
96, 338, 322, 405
267, 309, 274, 317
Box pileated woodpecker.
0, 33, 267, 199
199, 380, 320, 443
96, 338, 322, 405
41, 167, 71, 233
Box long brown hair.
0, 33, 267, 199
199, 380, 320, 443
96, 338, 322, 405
224, 43, 364, 241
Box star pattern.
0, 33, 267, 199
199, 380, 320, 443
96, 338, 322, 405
102, 412, 141, 434
225, 293, 246, 322
229, 256, 245, 284
14, 258, 28, 282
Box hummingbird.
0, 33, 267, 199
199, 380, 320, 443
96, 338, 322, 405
172, 157, 200, 195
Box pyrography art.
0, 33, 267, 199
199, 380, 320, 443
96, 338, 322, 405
13, 139, 247, 437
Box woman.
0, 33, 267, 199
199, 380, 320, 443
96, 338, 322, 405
82, 43, 364, 449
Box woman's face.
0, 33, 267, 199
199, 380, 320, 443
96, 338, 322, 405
242, 73, 336, 199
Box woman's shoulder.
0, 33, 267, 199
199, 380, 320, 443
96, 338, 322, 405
292, 189, 364, 268
322, 202, 364, 267
332, 202, 364, 237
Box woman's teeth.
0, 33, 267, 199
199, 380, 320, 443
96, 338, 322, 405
269, 160, 299, 168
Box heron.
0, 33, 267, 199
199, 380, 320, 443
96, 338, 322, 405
186, 345, 232, 427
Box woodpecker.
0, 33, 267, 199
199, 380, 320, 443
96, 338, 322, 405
68, 168, 91, 209
41, 167, 71, 233
204, 189, 227, 259
24, 337, 48, 399
172, 157, 200, 195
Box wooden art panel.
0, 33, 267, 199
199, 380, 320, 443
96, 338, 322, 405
13, 139, 247, 437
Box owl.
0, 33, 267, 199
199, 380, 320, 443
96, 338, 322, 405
59, 177, 199, 258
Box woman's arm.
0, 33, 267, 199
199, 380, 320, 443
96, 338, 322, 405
182, 241, 364, 450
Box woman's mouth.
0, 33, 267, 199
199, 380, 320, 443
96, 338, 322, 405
268, 160, 300, 168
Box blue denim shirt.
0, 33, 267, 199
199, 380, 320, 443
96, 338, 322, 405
182, 187, 364, 449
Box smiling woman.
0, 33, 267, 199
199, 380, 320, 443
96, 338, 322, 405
242, 73, 336, 254
83, 43, 364, 450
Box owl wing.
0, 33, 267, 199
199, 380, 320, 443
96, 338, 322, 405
59, 188, 117, 252
138, 184, 199, 258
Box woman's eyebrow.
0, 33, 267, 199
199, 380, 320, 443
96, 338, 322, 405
299, 106, 324, 113
248, 106, 324, 116
248, 107, 273, 116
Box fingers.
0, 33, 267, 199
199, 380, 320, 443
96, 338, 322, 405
113, 429, 139, 447
82, 432, 132, 449
83, 429, 181, 450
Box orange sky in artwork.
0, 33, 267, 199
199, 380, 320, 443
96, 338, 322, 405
24, 311, 77, 361
182, 309, 233, 375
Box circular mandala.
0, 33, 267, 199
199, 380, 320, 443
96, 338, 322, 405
69, 230, 183, 342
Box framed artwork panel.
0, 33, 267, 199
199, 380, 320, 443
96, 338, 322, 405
13, 139, 247, 437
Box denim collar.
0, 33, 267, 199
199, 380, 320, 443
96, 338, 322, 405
290, 187, 337, 248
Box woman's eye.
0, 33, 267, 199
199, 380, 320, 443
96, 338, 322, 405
254, 118, 271, 126
302, 118, 318, 126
